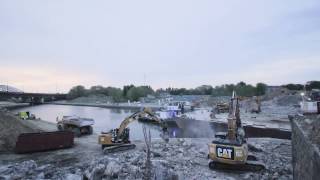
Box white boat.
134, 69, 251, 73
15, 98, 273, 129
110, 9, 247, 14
164, 101, 194, 113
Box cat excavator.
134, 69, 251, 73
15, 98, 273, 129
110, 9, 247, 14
98, 107, 167, 153
208, 92, 265, 171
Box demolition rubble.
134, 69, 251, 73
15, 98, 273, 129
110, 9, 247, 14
0, 138, 292, 180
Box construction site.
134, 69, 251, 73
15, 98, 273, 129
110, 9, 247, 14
0, 86, 319, 180
1, 1, 320, 179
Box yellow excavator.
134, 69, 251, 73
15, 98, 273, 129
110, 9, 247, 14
98, 107, 166, 153
208, 92, 265, 171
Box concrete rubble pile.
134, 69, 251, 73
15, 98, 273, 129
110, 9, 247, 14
274, 95, 301, 106
0, 160, 84, 180
0, 138, 293, 180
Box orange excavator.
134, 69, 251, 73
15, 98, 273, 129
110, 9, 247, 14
98, 108, 167, 153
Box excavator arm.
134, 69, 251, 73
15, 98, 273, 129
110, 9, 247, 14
117, 107, 163, 138
99, 107, 165, 153
227, 91, 242, 140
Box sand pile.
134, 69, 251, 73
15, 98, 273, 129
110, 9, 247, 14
0, 109, 38, 152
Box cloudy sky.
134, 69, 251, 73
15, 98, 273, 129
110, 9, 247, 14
1, 0, 319, 93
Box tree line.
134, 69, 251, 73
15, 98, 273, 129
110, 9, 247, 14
67, 81, 320, 102
160, 82, 267, 97
67, 85, 154, 102
283, 81, 320, 91
67, 82, 267, 102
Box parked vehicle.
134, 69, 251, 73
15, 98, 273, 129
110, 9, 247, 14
17, 111, 36, 120
57, 116, 94, 137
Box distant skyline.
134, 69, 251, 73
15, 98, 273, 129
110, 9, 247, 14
1, 0, 320, 93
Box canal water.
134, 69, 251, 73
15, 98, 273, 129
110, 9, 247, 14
12, 104, 289, 140
13, 104, 164, 140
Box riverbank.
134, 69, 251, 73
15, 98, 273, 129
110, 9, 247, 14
47, 101, 162, 111
0, 101, 30, 110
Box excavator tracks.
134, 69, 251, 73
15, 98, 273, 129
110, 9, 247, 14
209, 160, 265, 172
103, 144, 136, 154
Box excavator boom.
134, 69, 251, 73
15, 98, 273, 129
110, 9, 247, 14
117, 108, 161, 137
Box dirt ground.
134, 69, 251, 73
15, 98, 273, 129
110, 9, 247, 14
0, 135, 292, 180
0, 117, 292, 179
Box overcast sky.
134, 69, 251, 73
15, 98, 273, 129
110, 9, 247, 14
1, 0, 320, 93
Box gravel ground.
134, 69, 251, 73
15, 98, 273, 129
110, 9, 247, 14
0, 136, 292, 180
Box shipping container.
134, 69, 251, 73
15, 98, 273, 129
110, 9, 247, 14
15, 131, 74, 154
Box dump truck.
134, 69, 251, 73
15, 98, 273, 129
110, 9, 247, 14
99, 107, 167, 153
208, 92, 265, 171
57, 116, 94, 137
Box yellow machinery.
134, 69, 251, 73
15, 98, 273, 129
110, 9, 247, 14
99, 107, 166, 153
18, 111, 36, 120
214, 102, 229, 114
208, 92, 265, 171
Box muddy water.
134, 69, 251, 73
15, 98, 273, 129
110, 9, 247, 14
13, 104, 290, 140
13, 104, 164, 140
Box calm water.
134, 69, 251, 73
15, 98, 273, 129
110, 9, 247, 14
13, 104, 163, 140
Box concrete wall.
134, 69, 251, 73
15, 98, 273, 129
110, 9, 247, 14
291, 119, 320, 180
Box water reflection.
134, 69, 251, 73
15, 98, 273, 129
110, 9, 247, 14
13, 105, 225, 140
13, 105, 162, 140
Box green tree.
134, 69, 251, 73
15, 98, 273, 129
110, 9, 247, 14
283, 84, 304, 91
195, 85, 213, 95
306, 81, 320, 90
126, 86, 154, 101
123, 85, 134, 97
67, 85, 87, 99
255, 83, 267, 96
89, 85, 105, 95
107, 87, 123, 102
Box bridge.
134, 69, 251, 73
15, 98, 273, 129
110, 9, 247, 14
0, 92, 67, 105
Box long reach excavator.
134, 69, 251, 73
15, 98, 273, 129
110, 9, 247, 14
208, 92, 265, 171
98, 107, 166, 153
